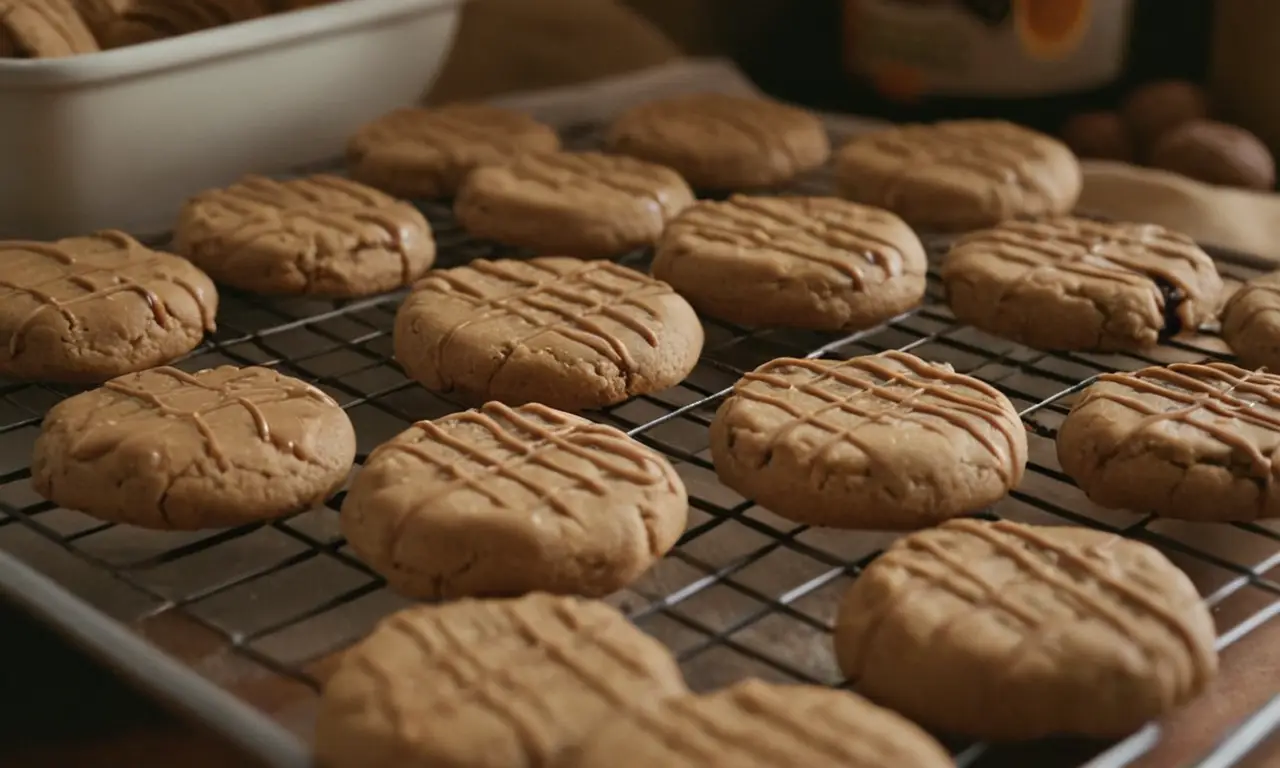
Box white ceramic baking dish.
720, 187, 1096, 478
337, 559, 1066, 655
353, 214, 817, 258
0, 0, 463, 240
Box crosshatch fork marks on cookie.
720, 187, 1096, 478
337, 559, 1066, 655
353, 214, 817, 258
421, 259, 666, 372
372, 402, 678, 541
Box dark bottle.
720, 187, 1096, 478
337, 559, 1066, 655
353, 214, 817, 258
740, 0, 1212, 133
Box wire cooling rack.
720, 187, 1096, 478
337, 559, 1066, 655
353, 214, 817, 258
2, 121, 1280, 768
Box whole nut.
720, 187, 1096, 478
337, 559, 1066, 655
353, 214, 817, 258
1149, 119, 1276, 190
1060, 111, 1134, 162
1122, 80, 1211, 152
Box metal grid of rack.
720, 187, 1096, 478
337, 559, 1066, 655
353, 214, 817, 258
1, 121, 1279, 767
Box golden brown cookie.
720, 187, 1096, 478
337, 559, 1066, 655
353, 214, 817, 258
1057, 362, 1280, 522
454, 151, 694, 258
941, 217, 1224, 351
71, 0, 127, 45
1221, 270, 1280, 372
709, 351, 1027, 529
31, 365, 356, 530
394, 257, 703, 411
0, 0, 100, 57
341, 401, 687, 599
835, 119, 1082, 231
173, 174, 435, 298
100, 0, 272, 48
348, 104, 562, 199
0, 231, 218, 384
565, 680, 953, 768
652, 195, 928, 331
314, 594, 688, 768
834, 518, 1218, 740
606, 93, 831, 190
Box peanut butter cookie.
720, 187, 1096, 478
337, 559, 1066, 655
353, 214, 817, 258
709, 351, 1027, 529
1221, 270, 1280, 372
0, 0, 99, 57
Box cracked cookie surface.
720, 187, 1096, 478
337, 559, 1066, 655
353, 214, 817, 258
348, 104, 561, 199
709, 351, 1027, 529
606, 94, 830, 190
0, 231, 218, 383
174, 174, 435, 298
455, 150, 694, 258
834, 519, 1217, 740
652, 195, 927, 331
941, 217, 1223, 351
564, 679, 952, 768
316, 594, 687, 768
1058, 362, 1280, 521
31, 365, 356, 529
341, 401, 687, 599
1221, 269, 1280, 372
835, 119, 1081, 231
393, 257, 703, 411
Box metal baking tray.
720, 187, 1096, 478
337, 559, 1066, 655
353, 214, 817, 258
1, 120, 1279, 768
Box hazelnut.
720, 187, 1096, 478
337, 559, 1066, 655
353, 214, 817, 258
1149, 119, 1276, 190
1060, 111, 1134, 162
1121, 80, 1211, 152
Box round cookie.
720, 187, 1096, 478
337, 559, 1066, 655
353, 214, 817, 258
174, 174, 436, 298
834, 518, 1218, 740
835, 119, 1082, 231
454, 150, 694, 258
941, 217, 1224, 351
1221, 270, 1280, 372
606, 93, 831, 190
347, 104, 561, 199
652, 195, 927, 331
0, 0, 100, 57
566, 680, 953, 768
1057, 362, 1280, 522
341, 401, 687, 599
0, 231, 218, 384
314, 594, 688, 768
709, 351, 1027, 529
31, 365, 356, 530
394, 257, 703, 411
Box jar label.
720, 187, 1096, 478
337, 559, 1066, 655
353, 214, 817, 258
845, 0, 1134, 101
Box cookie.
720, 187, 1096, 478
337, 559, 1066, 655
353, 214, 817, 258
314, 594, 688, 768
0, 0, 100, 57
1057, 362, 1280, 522
834, 119, 1082, 231
0, 231, 218, 384
652, 195, 928, 331
565, 680, 953, 768
71, 0, 126, 45
394, 257, 703, 411
348, 104, 561, 199
709, 351, 1027, 529
101, 0, 272, 48
173, 174, 435, 298
1221, 270, 1280, 372
31, 365, 356, 530
941, 217, 1224, 351
834, 518, 1218, 740
454, 151, 694, 258
341, 401, 687, 599
606, 93, 831, 190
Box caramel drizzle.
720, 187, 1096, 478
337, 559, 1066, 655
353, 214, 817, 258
1085, 363, 1280, 491
1225, 278, 1280, 330
5, 1, 94, 56
733, 351, 1021, 481
674, 196, 905, 289
867, 122, 1047, 190
1, 232, 214, 357
503, 152, 674, 208
851, 519, 1213, 690
957, 220, 1208, 330
371, 402, 676, 542
364, 107, 542, 158
197, 175, 419, 285
420, 259, 666, 372
632, 96, 800, 163
72, 366, 335, 471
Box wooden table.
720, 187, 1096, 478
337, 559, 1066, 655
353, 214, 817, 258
2, 597, 1278, 767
